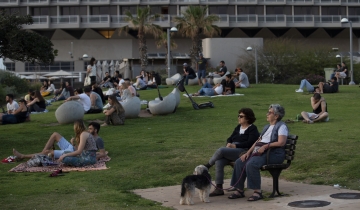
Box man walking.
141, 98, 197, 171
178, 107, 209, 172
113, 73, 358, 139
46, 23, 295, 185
196, 53, 207, 86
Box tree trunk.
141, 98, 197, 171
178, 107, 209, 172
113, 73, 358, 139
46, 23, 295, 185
190, 34, 200, 68
138, 30, 148, 70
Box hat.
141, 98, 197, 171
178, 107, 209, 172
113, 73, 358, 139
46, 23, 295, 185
199, 53, 203, 56
183, 63, 188, 67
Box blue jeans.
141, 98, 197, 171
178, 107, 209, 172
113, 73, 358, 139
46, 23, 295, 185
330, 73, 335, 80
185, 74, 196, 85
198, 82, 215, 96
230, 148, 285, 190
299, 79, 314, 92
2, 114, 18, 124
198, 69, 206, 80
209, 147, 246, 184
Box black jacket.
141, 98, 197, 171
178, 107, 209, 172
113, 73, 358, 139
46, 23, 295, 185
226, 124, 259, 149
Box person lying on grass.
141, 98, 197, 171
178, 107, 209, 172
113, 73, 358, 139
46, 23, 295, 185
300, 93, 329, 124
192, 78, 223, 96
13, 121, 106, 166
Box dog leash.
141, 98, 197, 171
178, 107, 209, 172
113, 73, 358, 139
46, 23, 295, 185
205, 152, 257, 191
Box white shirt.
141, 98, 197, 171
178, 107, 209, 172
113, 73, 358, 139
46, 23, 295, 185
118, 79, 125, 86
239, 124, 251, 135
214, 85, 223, 95
78, 93, 91, 112
260, 124, 288, 143
7, 101, 19, 113
88, 65, 96, 77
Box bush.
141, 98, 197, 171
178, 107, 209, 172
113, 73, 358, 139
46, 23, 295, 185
0, 71, 29, 94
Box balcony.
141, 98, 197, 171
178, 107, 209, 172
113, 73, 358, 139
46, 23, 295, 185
50, 0, 80, 5
140, 0, 170, 4
110, 0, 140, 4
229, 0, 257, 4
0, 0, 19, 5
169, 0, 200, 4
19, 0, 50, 5
80, 0, 110, 4
22, 15, 360, 29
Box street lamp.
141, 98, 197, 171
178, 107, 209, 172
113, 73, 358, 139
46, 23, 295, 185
167, 27, 178, 78
341, 18, 355, 85
336, 54, 343, 63
246, 46, 258, 84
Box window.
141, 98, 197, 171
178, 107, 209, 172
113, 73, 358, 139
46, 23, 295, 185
348, 7, 360, 15
25, 62, 74, 72
209, 6, 235, 15
91, 6, 117, 15
4, 63, 15, 71
120, 6, 146, 15
237, 6, 264, 15
0, 7, 27, 16
294, 6, 319, 15
151, 6, 161, 14
61, 6, 87, 16
321, 6, 345, 15
266, 6, 292, 15
31, 7, 57, 16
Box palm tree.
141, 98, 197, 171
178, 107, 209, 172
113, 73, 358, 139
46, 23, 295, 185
173, 6, 221, 66
155, 31, 178, 69
121, 7, 162, 70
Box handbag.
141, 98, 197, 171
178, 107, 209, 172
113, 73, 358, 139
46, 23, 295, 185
84, 75, 91, 86
252, 142, 267, 156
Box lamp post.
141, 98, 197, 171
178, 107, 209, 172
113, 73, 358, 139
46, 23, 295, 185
246, 46, 258, 84
167, 27, 178, 78
341, 18, 355, 85
336, 54, 343, 64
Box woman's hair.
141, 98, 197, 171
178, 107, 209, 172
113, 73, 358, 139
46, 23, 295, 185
33, 90, 45, 102
90, 57, 96, 66
43, 80, 48, 84
238, 108, 256, 124
108, 95, 125, 114
269, 104, 285, 121
60, 82, 67, 91
48, 80, 53, 84
74, 120, 87, 146
313, 93, 321, 101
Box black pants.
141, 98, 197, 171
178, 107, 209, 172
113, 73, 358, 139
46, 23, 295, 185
90, 76, 96, 83
86, 108, 102, 114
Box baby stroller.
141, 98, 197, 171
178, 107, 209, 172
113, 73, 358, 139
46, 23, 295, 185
176, 77, 214, 110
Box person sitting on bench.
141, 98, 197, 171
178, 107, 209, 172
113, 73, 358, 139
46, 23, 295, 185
228, 104, 288, 201
300, 93, 329, 124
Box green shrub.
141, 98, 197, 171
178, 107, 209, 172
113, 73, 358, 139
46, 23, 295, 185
0, 71, 29, 94
0, 85, 4, 104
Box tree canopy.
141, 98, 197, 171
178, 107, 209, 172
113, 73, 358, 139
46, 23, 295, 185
0, 11, 57, 65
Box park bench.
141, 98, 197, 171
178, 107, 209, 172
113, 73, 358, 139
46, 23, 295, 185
229, 134, 298, 198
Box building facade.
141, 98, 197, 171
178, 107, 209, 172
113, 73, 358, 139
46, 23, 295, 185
1, 1, 359, 77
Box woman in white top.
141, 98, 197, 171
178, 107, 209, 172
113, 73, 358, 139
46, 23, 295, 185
87, 57, 97, 83
229, 104, 288, 201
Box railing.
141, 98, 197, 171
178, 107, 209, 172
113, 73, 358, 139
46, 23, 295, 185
111, 16, 128, 23
32, 16, 48, 24
140, 0, 169, 2
110, 0, 140, 2
229, 0, 256, 2
258, 15, 286, 22
286, 0, 313, 2
81, 15, 109, 23
286, 15, 314, 22
229, 15, 257, 22
20, 0, 48, 2
80, 0, 108, 2
0, 0, 18, 3
50, 0, 78, 2
50, 16, 78, 24
259, 0, 285, 2
170, 0, 199, 2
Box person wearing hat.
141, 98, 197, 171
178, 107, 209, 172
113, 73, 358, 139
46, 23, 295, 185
0, 98, 29, 125
183, 63, 196, 85
196, 53, 208, 86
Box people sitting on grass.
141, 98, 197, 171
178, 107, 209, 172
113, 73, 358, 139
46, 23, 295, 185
91, 82, 106, 104
65, 81, 75, 97
0, 99, 29, 125
229, 104, 288, 201
41, 80, 56, 97
24, 89, 34, 103
99, 72, 113, 88
233, 68, 250, 88
124, 79, 137, 97
51, 82, 70, 102
192, 78, 223, 96
102, 95, 125, 127
134, 70, 148, 89
203, 108, 259, 197
223, 74, 235, 95
64, 88, 91, 113
183, 63, 196, 85
300, 93, 329, 124
40, 80, 48, 92
13, 120, 106, 165
84, 86, 103, 114
146, 71, 159, 88
5, 94, 19, 114
318, 77, 338, 94
27, 90, 46, 112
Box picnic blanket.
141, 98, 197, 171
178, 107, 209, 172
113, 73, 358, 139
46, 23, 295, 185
183, 93, 244, 98
9, 155, 111, 173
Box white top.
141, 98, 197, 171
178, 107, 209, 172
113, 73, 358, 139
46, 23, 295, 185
7, 101, 19, 113
239, 124, 251, 135
128, 86, 136, 96
118, 79, 125, 86
260, 124, 288, 143
88, 65, 96, 77
214, 85, 223, 95
47, 84, 56, 92
78, 93, 91, 112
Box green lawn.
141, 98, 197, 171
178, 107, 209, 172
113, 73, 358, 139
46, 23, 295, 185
1, 84, 359, 209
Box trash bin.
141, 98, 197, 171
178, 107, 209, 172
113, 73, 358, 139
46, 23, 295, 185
324, 68, 335, 81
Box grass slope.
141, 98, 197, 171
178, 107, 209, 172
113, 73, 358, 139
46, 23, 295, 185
0, 84, 359, 209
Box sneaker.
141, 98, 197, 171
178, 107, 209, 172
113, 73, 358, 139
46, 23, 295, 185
209, 188, 224, 197
1, 156, 17, 163
295, 89, 303, 93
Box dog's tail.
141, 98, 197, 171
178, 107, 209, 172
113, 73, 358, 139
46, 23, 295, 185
180, 181, 186, 197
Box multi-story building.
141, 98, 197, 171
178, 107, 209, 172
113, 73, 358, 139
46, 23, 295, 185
1, 1, 359, 77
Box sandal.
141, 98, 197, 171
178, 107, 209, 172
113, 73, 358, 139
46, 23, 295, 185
247, 191, 263, 201
49, 169, 66, 177
228, 190, 245, 199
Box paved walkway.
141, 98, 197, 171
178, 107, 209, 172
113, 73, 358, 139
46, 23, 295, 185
134, 178, 360, 210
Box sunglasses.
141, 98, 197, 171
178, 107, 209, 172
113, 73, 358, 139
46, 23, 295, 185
238, 115, 245, 118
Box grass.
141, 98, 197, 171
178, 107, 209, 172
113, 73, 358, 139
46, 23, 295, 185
1, 84, 360, 209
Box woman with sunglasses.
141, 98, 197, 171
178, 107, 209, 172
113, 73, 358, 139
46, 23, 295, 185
229, 104, 288, 201
203, 108, 259, 197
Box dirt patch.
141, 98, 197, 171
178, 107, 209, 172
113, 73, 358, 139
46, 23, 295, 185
43, 122, 60, 126
87, 119, 105, 124
139, 110, 153, 118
